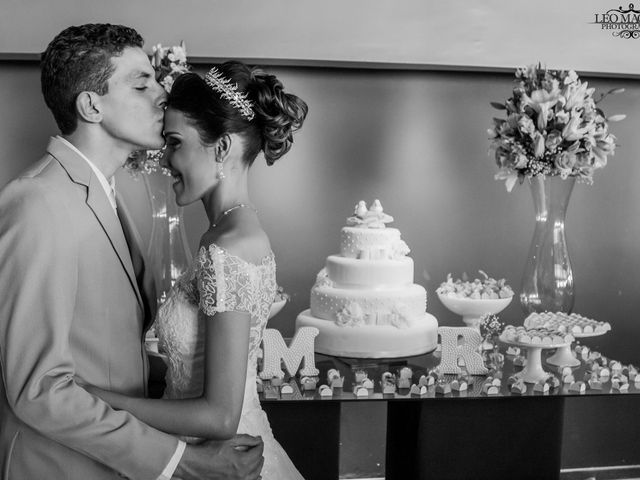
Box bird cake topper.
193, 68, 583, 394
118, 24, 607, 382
346, 199, 394, 229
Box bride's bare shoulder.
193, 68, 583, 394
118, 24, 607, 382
200, 225, 271, 265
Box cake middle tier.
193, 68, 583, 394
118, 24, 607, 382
310, 283, 427, 323
325, 255, 414, 288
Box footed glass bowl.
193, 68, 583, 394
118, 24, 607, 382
437, 292, 513, 330
269, 298, 287, 320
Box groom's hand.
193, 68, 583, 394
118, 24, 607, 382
173, 434, 264, 480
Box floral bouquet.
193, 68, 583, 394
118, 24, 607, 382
489, 63, 625, 191
124, 42, 190, 176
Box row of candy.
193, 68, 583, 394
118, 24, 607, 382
523, 311, 612, 335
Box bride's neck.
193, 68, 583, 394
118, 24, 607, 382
202, 176, 251, 227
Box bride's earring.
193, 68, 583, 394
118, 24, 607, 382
216, 160, 225, 180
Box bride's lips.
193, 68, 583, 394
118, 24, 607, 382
169, 170, 182, 185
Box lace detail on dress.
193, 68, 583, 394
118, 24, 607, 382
156, 243, 277, 395
197, 244, 276, 364
156, 244, 303, 478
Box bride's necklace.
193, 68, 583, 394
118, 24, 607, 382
210, 203, 257, 229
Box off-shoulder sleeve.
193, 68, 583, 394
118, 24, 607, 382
198, 244, 255, 316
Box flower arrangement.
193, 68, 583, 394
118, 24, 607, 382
479, 313, 505, 366
489, 63, 625, 191
479, 313, 504, 340
124, 42, 190, 176
151, 42, 190, 92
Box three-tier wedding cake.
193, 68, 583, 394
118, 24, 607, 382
295, 200, 438, 358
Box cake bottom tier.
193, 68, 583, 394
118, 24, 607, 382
295, 309, 438, 359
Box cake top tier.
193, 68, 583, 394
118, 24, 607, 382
346, 199, 393, 229
340, 200, 409, 260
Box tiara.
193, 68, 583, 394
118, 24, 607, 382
204, 67, 255, 121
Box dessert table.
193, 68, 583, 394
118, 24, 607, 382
259, 346, 640, 480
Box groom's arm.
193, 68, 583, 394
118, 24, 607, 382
0, 180, 179, 479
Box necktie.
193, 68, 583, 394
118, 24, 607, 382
108, 177, 118, 213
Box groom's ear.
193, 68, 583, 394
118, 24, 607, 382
75, 91, 102, 124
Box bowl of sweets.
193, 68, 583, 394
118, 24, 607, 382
269, 285, 290, 320
436, 270, 514, 330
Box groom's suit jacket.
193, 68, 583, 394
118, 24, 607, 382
0, 137, 178, 480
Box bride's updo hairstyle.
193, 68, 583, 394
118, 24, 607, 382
168, 61, 308, 166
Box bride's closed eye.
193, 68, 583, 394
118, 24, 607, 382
166, 138, 181, 150
163, 132, 181, 147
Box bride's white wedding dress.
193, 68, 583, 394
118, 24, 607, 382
156, 243, 304, 479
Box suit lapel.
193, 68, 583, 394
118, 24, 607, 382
46, 137, 144, 311
117, 198, 158, 329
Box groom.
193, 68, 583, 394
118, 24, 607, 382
0, 24, 263, 480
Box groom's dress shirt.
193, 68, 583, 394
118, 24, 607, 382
55, 136, 186, 479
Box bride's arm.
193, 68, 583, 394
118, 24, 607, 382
84, 310, 250, 440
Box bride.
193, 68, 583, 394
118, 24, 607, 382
87, 61, 308, 479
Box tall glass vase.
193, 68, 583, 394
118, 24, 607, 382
143, 170, 193, 307
520, 175, 575, 314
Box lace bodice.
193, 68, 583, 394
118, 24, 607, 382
156, 244, 276, 399
155, 244, 303, 479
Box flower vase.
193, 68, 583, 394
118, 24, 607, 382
483, 340, 504, 369
520, 175, 575, 314
143, 170, 193, 307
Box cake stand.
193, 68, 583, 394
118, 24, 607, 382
545, 331, 606, 367
499, 336, 571, 384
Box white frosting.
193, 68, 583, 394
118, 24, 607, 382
340, 227, 408, 259
296, 310, 438, 358
310, 283, 427, 326
325, 255, 414, 288
296, 200, 438, 358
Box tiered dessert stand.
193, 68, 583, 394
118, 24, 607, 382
546, 330, 607, 367
499, 335, 571, 383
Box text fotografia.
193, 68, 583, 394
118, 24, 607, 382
592, 4, 640, 38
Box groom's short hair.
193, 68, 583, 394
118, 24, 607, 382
41, 24, 144, 135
